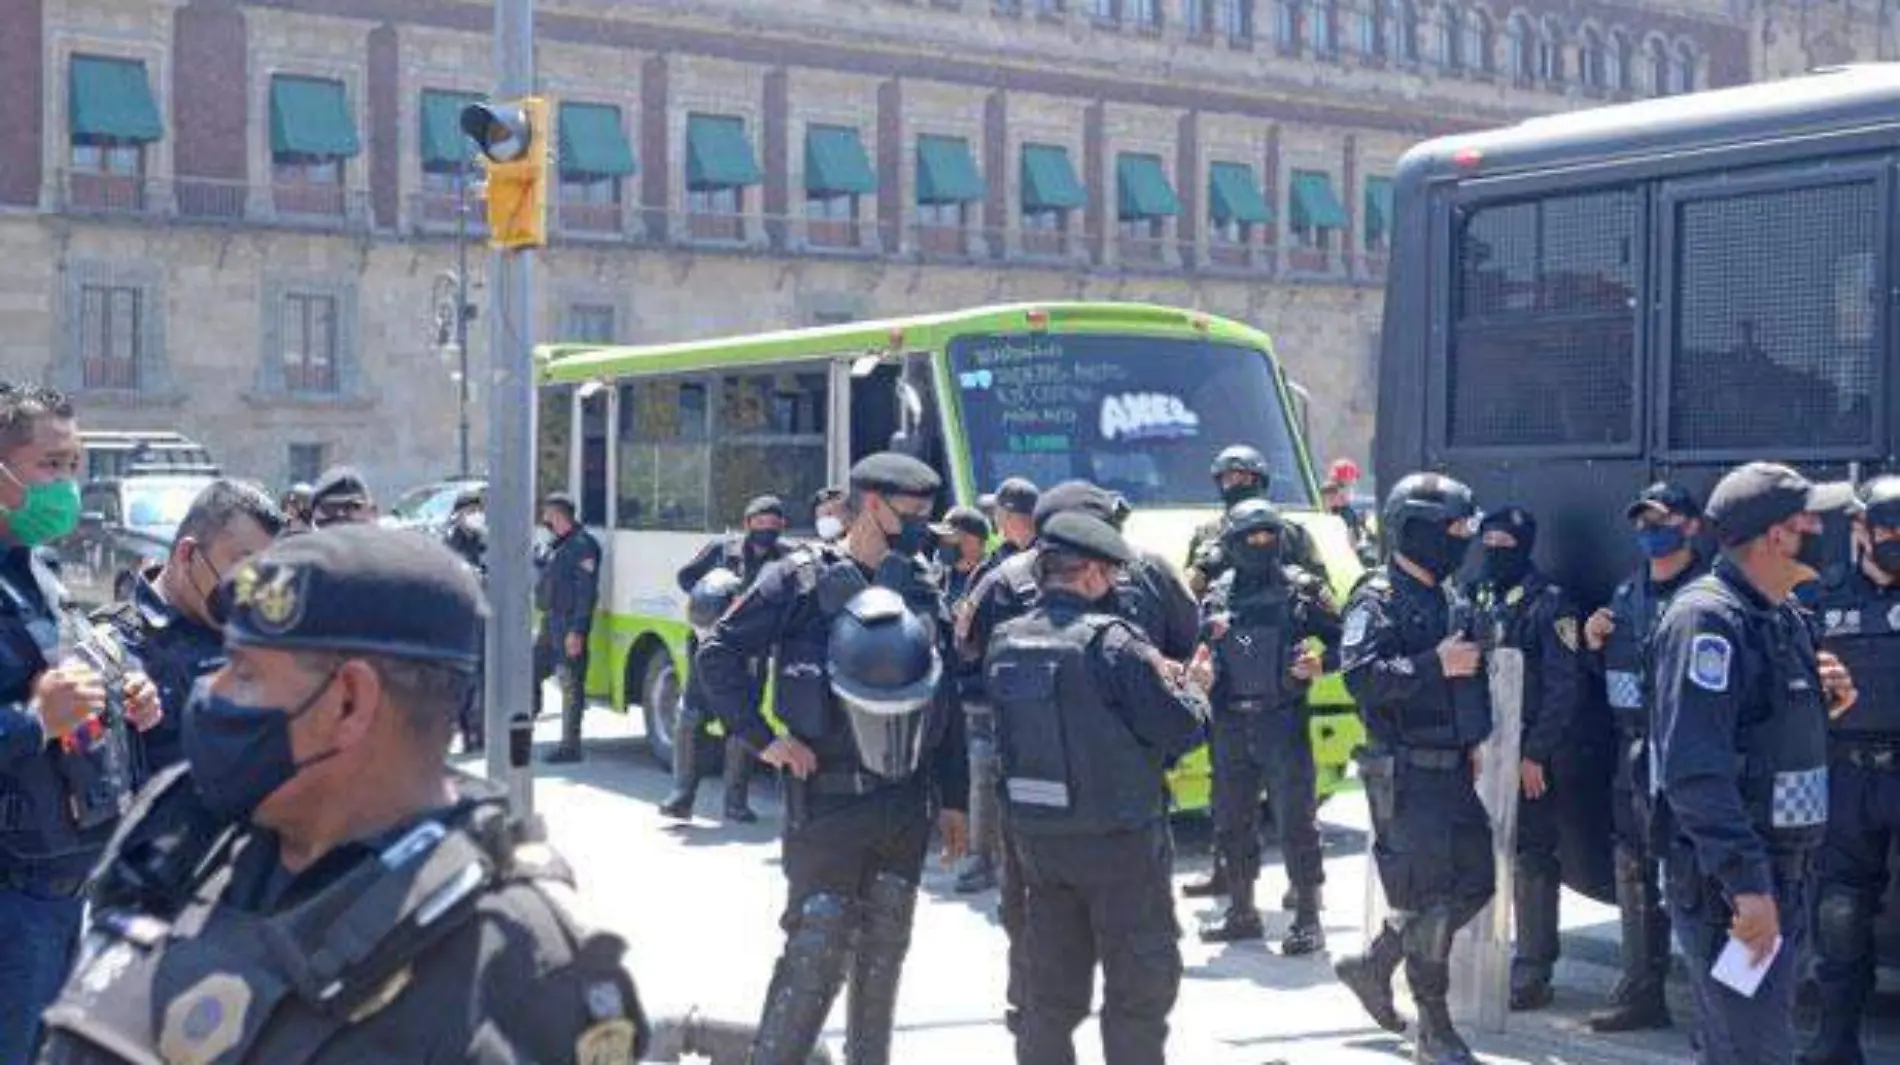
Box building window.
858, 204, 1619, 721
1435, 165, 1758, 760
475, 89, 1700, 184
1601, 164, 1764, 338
1221, 0, 1254, 43
1128, 0, 1159, 27
566, 304, 617, 344
1090, 0, 1118, 21
1506, 13, 1534, 80
269, 76, 359, 218
688, 187, 744, 239
1309, 0, 1336, 54
915, 134, 985, 257
1278, 0, 1303, 52
917, 201, 968, 254
419, 90, 482, 229
1021, 143, 1086, 256
1674, 41, 1696, 93
1607, 30, 1631, 91
1363, 175, 1393, 252
560, 175, 621, 232
1464, 9, 1493, 72
556, 101, 636, 235
805, 192, 859, 248
282, 293, 338, 394
1359, 0, 1388, 56
287, 443, 327, 486
686, 113, 763, 242
1648, 37, 1671, 96
1536, 17, 1565, 82
1578, 27, 1604, 88
1288, 169, 1346, 260
1395, 0, 1420, 62
1434, 6, 1459, 68
65, 55, 162, 214
79, 286, 142, 390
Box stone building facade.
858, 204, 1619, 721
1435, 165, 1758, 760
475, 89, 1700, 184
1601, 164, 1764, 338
0, 0, 1877, 497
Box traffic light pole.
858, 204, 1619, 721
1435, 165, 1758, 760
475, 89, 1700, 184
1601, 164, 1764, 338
484, 0, 536, 821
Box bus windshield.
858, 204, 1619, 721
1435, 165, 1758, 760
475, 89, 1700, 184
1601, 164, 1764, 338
948, 333, 1309, 508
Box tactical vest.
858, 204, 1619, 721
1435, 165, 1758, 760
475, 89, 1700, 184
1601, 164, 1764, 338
1215, 578, 1292, 713
1603, 576, 1660, 732
987, 611, 1168, 836
1363, 573, 1492, 749
41, 782, 639, 1065
1735, 603, 1831, 852
1817, 584, 1900, 741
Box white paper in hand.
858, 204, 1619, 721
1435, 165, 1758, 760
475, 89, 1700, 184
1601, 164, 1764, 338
1711, 933, 1783, 998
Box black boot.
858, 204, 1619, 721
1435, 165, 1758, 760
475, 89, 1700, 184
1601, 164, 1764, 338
1282, 883, 1323, 912
1199, 878, 1264, 943
750, 893, 858, 1065
721, 737, 757, 823
1334, 923, 1406, 1034
1406, 912, 1478, 1064
1183, 854, 1229, 899
1415, 993, 1480, 1065
658, 699, 701, 819
844, 874, 917, 1065
1588, 849, 1672, 1033
1281, 885, 1326, 957
1510, 869, 1560, 1011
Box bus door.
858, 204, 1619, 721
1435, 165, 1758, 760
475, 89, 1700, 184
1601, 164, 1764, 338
576, 382, 615, 609
846, 353, 949, 503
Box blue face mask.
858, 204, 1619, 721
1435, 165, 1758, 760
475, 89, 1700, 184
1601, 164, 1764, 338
182, 673, 339, 821
1636, 525, 1687, 560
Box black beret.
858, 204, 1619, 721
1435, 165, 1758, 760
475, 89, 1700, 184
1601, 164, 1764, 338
849, 452, 941, 497
991, 478, 1040, 516
932, 506, 991, 541
221, 524, 487, 671
1624, 481, 1700, 522
744, 495, 786, 520
311, 466, 371, 507
1039, 511, 1134, 566
1706, 462, 1859, 547
1033, 480, 1118, 530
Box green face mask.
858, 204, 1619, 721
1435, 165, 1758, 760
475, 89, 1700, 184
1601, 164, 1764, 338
1, 476, 81, 546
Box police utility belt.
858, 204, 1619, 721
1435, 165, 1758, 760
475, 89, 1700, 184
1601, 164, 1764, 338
1834, 743, 1900, 771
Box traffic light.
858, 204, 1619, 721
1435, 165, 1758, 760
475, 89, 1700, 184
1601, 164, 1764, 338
460, 97, 549, 250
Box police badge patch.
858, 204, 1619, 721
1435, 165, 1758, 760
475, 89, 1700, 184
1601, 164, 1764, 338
158, 973, 253, 1065
1688, 633, 1732, 692
575, 1018, 637, 1065
1554, 617, 1579, 653
1342, 608, 1370, 649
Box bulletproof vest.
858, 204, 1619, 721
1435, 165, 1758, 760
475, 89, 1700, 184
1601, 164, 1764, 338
1113, 560, 1165, 646
987, 610, 1169, 836
1363, 573, 1492, 749
1215, 576, 1292, 712
1734, 602, 1831, 852
1816, 580, 1900, 740
1603, 576, 1661, 731
1473, 577, 1553, 730
41, 788, 596, 1065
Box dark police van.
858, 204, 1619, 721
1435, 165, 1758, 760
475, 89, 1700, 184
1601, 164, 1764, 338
1375, 64, 1900, 958
61, 432, 220, 606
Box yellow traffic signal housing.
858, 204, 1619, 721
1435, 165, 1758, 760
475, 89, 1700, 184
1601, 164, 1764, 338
461, 96, 549, 250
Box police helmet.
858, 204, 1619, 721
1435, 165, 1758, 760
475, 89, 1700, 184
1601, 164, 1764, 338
686, 568, 745, 633
1221, 499, 1286, 572
828, 586, 941, 780
1381, 472, 1478, 537
1860, 475, 1900, 529
1209, 445, 1269, 483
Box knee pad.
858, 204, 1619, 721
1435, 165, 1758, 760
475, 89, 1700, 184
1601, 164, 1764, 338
1816, 889, 1873, 962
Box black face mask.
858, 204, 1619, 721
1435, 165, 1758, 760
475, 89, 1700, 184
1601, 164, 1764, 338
1871, 540, 1900, 577
1795, 525, 1837, 576
1398, 524, 1469, 581
1219, 480, 1264, 508
183, 673, 340, 822
1229, 541, 1282, 577
1481, 544, 1532, 588
746, 528, 781, 553
887, 509, 934, 557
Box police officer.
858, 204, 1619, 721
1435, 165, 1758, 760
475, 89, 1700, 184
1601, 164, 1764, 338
1653, 462, 1858, 1065
659, 495, 790, 822
1185, 444, 1327, 599
38, 525, 651, 1065
697, 452, 968, 1065
0, 384, 163, 1065
1466, 505, 1586, 1011
1321, 475, 1376, 568
1582, 481, 1706, 1033
1802, 475, 1900, 1065
95, 479, 283, 778
987, 510, 1208, 1065
933, 506, 990, 606
306, 467, 377, 528
278, 483, 313, 535
1195, 499, 1341, 952
533, 491, 601, 764
1333, 472, 1490, 1065
968, 478, 1039, 590
443, 486, 487, 576
811, 487, 847, 544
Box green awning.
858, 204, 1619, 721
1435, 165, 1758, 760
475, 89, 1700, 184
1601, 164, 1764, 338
68, 55, 163, 142
686, 114, 762, 190
1116, 152, 1181, 220
1021, 143, 1086, 211
1290, 171, 1348, 228
916, 135, 985, 204
420, 90, 480, 167
805, 125, 876, 195
269, 76, 360, 158
1209, 161, 1272, 224
558, 102, 636, 177
1364, 176, 1394, 235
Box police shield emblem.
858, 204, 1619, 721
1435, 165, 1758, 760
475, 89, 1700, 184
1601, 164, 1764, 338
575, 1018, 637, 1065
1688, 633, 1732, 692
158, 973, 252, 1065
248, 568, 305, 635
1553, 616, 1579, 653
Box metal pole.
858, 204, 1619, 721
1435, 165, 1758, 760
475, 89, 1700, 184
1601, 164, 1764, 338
455, 169, 472, 479
484, 0, 536, 820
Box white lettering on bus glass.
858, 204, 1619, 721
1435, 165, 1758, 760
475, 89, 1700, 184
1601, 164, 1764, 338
1099, 392, 1201, 443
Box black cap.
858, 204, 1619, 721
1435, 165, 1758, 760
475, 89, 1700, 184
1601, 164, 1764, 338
1038, 511, 1134, 565
1479, 505, 1536, 537
849, 452, 941, 497
1033, 480, 1119, 530
311, 466, 371, 508
221, 525, 487, 671
1624, 482, 1701, 522
1705, 462, 1860, 547
811, 486, 845, 510
744, 495, 786, 521
992, 478, 1040, 516
932, 505, 991, 541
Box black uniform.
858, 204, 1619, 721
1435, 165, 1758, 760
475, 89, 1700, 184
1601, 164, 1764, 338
1469, 562, 1585, 1006
698, 539, 967, 1065
93, 569, 225, 779
1186, 513, 1328, 595
532, 523, 601, 754
443, 510, 487, 576
0, 546, 136, 1065
985, 513, 1206, 1065
1805, 563, 1900, 1064
1198, 563, 1341, 946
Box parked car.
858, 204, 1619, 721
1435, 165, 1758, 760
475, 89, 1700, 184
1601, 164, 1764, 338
382, 477, 486, 539
60, 434, 221, 606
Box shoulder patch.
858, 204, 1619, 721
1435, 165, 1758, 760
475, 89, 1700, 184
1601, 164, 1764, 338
1554, 616, 1579, 653
1687, 632, 1732, 693
1343, 606, 1371, 649
575, 1018, 638, 1065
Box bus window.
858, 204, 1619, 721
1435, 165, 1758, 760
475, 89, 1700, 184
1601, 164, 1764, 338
536, 384, 573, 503
580, 388, 610, 526
1666, 175, 1881, 453
713, 368, 829, 532
615, 376, 712, 531
948, 333, 1309, 507
1447, 188, 1638, 450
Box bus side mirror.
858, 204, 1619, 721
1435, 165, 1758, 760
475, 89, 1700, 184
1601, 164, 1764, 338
1286, 379, 1314, 446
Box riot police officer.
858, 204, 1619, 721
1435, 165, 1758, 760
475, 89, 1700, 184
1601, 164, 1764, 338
932, 506, 990, 605
1184, 444, 1327, 599
1653, 462, 1858, 1065
1582, 481, 1706, 1033
94, 479, 283, 778
1196, 499, 1342, 953
1802, 474, 1900, 1064
533, 491, 601, 763
38, 525, 651, 1065
1334, 472, 1490, 1065
697, 452, 968, 1065
659, 495, 792, 822
1466, 506, 1585, 1011
985, 511, 1208, 1065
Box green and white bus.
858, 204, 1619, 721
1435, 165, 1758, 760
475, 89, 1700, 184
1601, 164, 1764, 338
534, 301, 1365, 811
